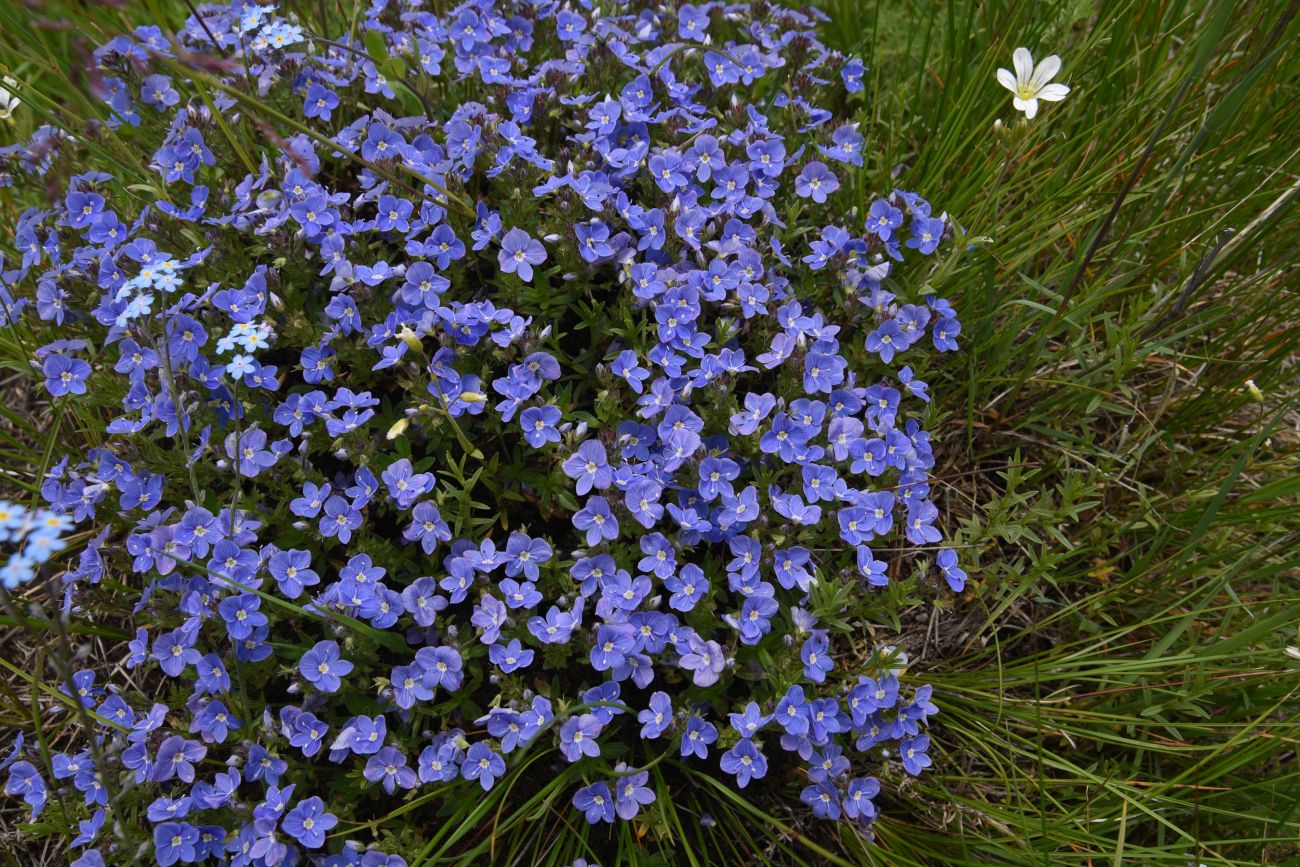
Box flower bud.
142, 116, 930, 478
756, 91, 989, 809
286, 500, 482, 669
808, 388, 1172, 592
386, 417, 410, 440
397, 325, 423, 351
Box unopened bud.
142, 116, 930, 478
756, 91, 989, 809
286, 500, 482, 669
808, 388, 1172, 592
386, 417, 410, 440
397, 326, 422, 351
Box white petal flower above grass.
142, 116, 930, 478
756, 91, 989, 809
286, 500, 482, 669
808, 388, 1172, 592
0, 76, 21, 121
997, 47, 1070, 119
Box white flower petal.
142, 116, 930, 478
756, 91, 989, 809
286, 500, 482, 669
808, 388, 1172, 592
995, 68, 1018, 93
1031, 54, 1062, 90
1037, 83, 1070, 102
1022, 98, 1039, 119
1012, 47, 1034, 86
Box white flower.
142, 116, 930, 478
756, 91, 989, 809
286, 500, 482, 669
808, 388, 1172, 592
997, 48, 1070, 119
0, 76, 20, 121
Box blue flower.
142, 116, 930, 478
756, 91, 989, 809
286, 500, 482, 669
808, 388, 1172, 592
559, 714, 604, 762
489, 638, 534, 674
719, 738, 767, 788
3, 761, 46, 819
933, 315, 962, 351
843, 777, 880, 821
562, 440, 612, 494
637, 692, 673, 739
461, 743, 506, 791
152, 629, 200, 678
281, 795, 337, 848
302, 83, 339, 121
590, 624, 635, 672
901, 734, 933, 775
678, 4, 710, 41
299, 641, 353, 693
842, 59, 866, 93
319, 495, 362, 543
498, 228, 546, 282
153, 822, 199, 867
664, 563, 708, 612
728, 702, 772, 738
286, 711, 329, 758
573, 495, 619, 545
414, 645, 463, 692
520, 404, 562, 448
801, 633, 835, 683
573, 781, 615, 824
575, 219, 614, 262
936, 548, 967, 591
611, 769, 656, 819
42, 353, 91, 396
679, 715, 717, 759
800, 780, 841, 820
364, 746, 418, 794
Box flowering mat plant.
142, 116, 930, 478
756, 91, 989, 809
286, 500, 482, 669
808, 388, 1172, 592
0, 1, 971, 864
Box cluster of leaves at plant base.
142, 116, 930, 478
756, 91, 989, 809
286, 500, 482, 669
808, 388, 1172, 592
0, 0, 968, 864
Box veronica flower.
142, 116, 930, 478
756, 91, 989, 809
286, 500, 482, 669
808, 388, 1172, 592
800, 780, 841, 820
3, 762, 45, 819
801, 633, 835, 683
319, 495, 362, 543
633, 692, 671, 740
898, 734, 933, 776
415, 645, 463, 691
153, 737, 205, 784
679, 715, 717, 759
364, 747, 418, 794
390, 663, 433, 709
498, 228, 547, 281
719, 738, 767, 788
997, 48, 1070, 119
461, 743, 506, 791
520, 404, 562, 447
790, 161, 842, 204
559, 714, 604, 762
933, 315, 962, 352
299, 641, 353, 693
936, 548, 967, 591
153, 822, 199, 867
152, 629, 201, 678
489, 638, 534, 673
281, 796, 337, 849
842, 777, 880, 822
561, 440, 612, 494
573, 782, 615, 824
303, 83, 339, 121
418, 743, 460, 784
573, 495, 619, 545
42, 354, 91, 397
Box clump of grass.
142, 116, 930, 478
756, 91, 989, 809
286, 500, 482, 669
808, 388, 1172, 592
0, 0, 1297, 865
811, 0, 1300, 864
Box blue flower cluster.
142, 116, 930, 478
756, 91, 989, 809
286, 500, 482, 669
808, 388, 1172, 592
0, 501, 72, 588
0, 0, 967, 863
